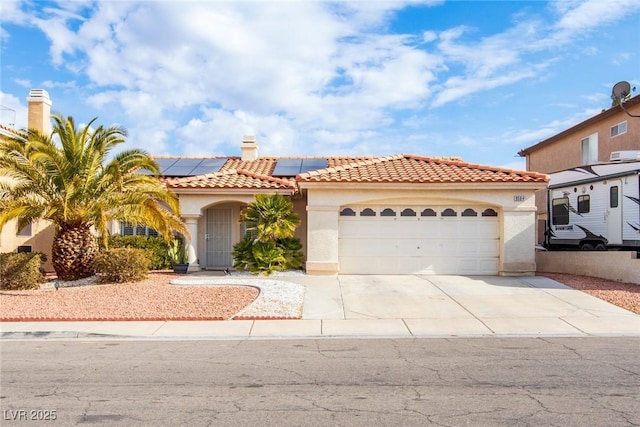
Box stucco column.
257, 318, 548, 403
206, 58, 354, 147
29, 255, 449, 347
183, 215, 201, 272
305, 205, 340, 275
500, 208, 537, 276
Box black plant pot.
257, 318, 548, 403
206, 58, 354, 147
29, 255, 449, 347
172, 263, 189, 274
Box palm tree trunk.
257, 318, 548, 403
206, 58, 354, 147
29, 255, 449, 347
52, 224, 98, 280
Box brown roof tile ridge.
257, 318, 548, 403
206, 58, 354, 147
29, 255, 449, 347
166, 168, 239, 185
403, 153, 469, 166
236, 168, 296, 188
403, 154, 549, 182
326, 154, 398, 171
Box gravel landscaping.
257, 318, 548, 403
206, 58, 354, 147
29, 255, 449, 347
538, 273, 640, 315
0, 271, 638, 321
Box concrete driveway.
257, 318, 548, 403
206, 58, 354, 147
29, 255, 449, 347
2, 274, 639, 339
290, 274, 640, 337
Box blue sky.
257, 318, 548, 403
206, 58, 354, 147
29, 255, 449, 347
1, 0, 639, 170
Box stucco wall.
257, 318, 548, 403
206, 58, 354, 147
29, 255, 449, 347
536, 251, 640, 285
302, 184, 542, 276
0, 219, 55, 272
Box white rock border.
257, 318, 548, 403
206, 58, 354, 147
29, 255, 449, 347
171, 277, 305, 319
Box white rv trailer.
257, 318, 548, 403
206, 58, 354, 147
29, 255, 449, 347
546, 152, 640, 251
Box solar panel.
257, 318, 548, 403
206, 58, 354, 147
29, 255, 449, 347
272, 166, 302, 176
301, 158, 327, 173
154, 158, 228, 176
199, 159, 227, 168
155, 158, 179, 169
272, 158, 328, 176
272, 159, 303, 176
162, 166, 198, 176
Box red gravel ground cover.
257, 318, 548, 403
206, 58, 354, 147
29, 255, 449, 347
1, 272, 638, 321
539, 273, 640, 315
0, 273, 259, 321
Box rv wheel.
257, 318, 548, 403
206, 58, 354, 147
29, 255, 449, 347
579, 243, 594, 251
594, 243, 606, 251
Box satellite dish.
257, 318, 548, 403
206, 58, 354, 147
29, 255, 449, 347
612, 81, 631, 102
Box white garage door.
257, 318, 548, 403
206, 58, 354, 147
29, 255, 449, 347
339, 205, 499, 275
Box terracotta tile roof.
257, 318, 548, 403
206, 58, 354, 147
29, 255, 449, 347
165, 168, 296, 191
297, 154, 549, 184
155, 153, 547, 191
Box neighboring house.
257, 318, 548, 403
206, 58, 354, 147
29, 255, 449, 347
153, 136, 548, 276
518, 94, 640, 244
0, 90, 56, 272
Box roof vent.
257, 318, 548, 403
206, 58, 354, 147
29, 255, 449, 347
610, 150, 640, 162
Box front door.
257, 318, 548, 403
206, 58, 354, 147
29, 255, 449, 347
205, 207, 233, 268
606, 181, 623, 245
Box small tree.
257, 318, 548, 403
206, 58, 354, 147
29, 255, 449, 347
232, 194, 304, 274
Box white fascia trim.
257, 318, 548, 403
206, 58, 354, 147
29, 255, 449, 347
297, 182, 547, 191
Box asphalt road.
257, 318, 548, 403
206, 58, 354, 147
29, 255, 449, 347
1, 337, 639, 426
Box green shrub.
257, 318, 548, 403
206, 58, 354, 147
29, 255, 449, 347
108, 235, 171, 270
0, 252, 45, 290
94, 247, 150, 283
232, 194, 304, 275
280, 237, 304, 270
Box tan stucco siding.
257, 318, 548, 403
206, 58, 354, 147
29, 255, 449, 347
301, 184, 542, 276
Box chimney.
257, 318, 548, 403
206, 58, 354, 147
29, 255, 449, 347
27, 89, 52, 136
241, 135, 258, 161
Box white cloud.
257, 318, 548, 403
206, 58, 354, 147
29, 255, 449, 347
4, 0, 638, 162
0, 91, 27, 129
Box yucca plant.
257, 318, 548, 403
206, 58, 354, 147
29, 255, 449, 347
0, 114, 189, 281
232, 193, 303, 274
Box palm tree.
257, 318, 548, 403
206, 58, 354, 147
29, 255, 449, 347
0, 114, 188, 281
233, 193, 303, 274
239, 193, 300, 242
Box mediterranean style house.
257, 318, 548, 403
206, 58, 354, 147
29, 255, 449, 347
1, 89, 549, 276
155, 137, 547, 276
518, 94, 640, 244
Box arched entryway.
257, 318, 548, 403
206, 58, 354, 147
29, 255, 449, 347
203, 202, 246, 269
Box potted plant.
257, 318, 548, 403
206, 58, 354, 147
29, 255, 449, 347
168, 239, 189, 274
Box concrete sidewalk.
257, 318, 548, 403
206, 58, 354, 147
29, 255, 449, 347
1, 275, 639, 340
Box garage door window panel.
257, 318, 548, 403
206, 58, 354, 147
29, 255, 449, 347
381, 208, 396, 217
340, 208, 356, 216
441, 208, 457, 217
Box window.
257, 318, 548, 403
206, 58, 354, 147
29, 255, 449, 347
441, 208, 457, 217
461, 208, 477, 217
552, 197, 570, 225
17, 245, 32, 253
610, 186, 619, 208
577, 195, 590, 213
120, 222, 159, 236
380, 208, 396, 217
421, 208, 437, 217
581, 133, 598, 165
482, 209, 498, 217
400, 208, 416, 217
17, 221, 32, 237
610, 121, 627, 138
340, 208, 356, 216
360, 208, 376, 217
